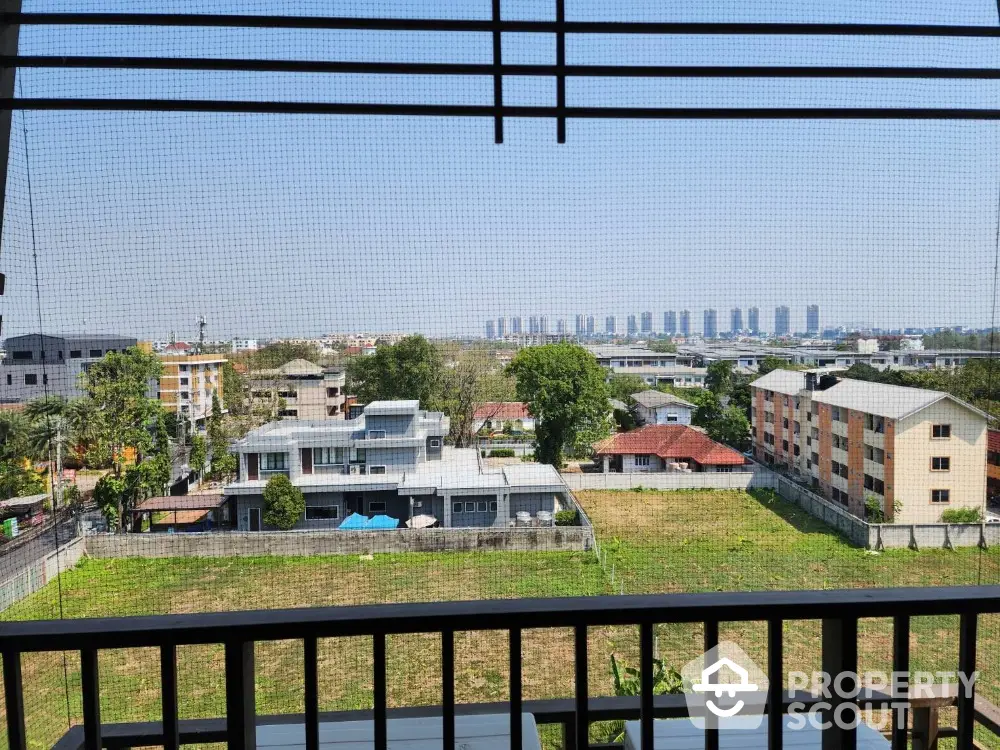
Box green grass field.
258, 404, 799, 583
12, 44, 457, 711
4, 488, 1000, 748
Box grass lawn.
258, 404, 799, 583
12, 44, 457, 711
4, 488, 1000, 748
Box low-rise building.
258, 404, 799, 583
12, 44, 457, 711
750, 369, 987, 524
225, 400, 573, 530
157, 353, 226, 428
593, 425, 746, 473
472, 402, 535, 433
630, 390, 695, 426
249, 359, 346, 420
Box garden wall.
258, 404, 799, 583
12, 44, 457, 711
561, 471, 763, 491
0, 536, 85, 611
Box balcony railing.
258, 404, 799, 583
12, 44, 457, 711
3, 586, 1000, 750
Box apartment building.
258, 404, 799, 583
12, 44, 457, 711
0, 334, 138, 402
750, 370, 987, 524
225, 400, 572, 530
249, 359, 346, 420
157, 353, 226, 427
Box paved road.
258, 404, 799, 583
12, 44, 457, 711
0, 520, 78, 581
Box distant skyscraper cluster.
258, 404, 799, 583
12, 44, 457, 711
484, 305, 819, 339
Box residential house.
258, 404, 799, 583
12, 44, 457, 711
0, 333, 138, 402
249, 359, 346, 420
473, 402, 535, 433
157, 353, 226, 428
630, 390, 695, 426
225, 400, 573, 530
750, 369, 987, 524
593, 425, 746, 473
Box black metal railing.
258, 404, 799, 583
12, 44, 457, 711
3, 586, 1000, 750
4, 11, 1000, 144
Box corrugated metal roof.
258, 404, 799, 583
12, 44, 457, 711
750, 369, 806, 396
631, 390, 695, 409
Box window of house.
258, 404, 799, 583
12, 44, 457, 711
368, 501, 386, 513
477, 501, 488, 512
57, 350, 63, 360
89, 349, 102, 357
368, 465, 387, 475
666, 413, 678, 422
69, 350, 81, 359
931, 489, 951, 504
4, 374, 9, 385
367, 430, 387, 439
11, 351, 32, 361
453, 502, 463, 514
932, 425, 952, 439
42, 374, 47, 385
313, 447, 344, 465
782, 440, 789, 452
23, 374, 37, 385
353, 448, 367, 463
831, 407, 841, 422
793, 445, 800, 457
180, 377, 189, 385
429, 439, 440, 448
489, 501, 498, 512
782, 418, 789, 429
863, 475, 885, 494
305, 506, 339, 520
180, 365, 188, 372
465, 502, 476, 512
634, 455, 650, 467
262, 452, 288, 471
931, 457, 951, 472
278, 409, 298, 417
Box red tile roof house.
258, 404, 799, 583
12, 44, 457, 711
473, 402, 536, 433
593, 424, 747, 473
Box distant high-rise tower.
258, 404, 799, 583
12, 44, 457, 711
510, 316, 522, 334
703, 309, 718, 339
730, 307, 743, 333
747, 307, 760, 335
485, 320, 496, 339
539, 316, 549, 335
806, 305, 820, 336
586, 315, 596, 335
640, 311, 653, 334
774, 306, 791, 336
575, 314, 585, 336
664, 311, 677, 335
556, 319, 567, 335
497, 317, 507, 338
627, 314, 639, 335
679, 310, 691, 337
606, 315, 617, 334
528, 316, 540, 335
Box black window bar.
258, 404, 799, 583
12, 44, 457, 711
2, 586, 999, 750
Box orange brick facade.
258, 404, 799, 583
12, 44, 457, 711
847, 409, 865, 516
818, 403, 832, 486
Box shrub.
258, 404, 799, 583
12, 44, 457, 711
520, 452, 536, 462
262, 474, 305, 530
941, 507, 983, 524
554, 509, 578, 526
489, 448, 516, 458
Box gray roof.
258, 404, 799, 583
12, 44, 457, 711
750, 369, 807, 396
631, 390, 695, 409
811, 379, 988, 421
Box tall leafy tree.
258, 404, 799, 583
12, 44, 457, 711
263, 474, 305, 530
81, 347, 163, 475
756, 356, 790, 377
439, 348, 516, 447
706, 406, 752, 452
705, 361, 734, 396
506, 344, 610, 467
606, 374, 648, 403
347, 335, 443, 407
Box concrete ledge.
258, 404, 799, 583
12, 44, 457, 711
85, 526, 593, 559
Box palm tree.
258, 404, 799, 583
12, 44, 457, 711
0, 410, 32, 462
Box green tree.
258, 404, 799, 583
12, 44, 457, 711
0, 460, 44, 501
756, 356, 789, 377
705, 361, 733, 396
506, 344, 610, 467
210, 451, 238, 481
189, 434, 208, 478
80, 347, 163, 475
438, 348, 516, 447
606, 374, 648, 403
646, 339, 677, 353
706, 406, 752, 452
687, 389, 723, 430
93, 473, 127, 531
262, 473, 305, 530
346, 335, 443, 407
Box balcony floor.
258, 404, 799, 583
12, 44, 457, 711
622, 716, 890, 749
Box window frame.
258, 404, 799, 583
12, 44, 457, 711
489, 501, 498, 512
429, 438, 441, 448
313, 447, 344, 466
633, 454, 651, 467
23, 373, 37, 385
931, 456, 951, 472
367, 430, 387, 440
931, 424, 952, 440
368, 465, 387, 475
477, 501, 488, 512
465, 501, 476, 512
305, 505, 340, 521
452, 502, 463, 514
261, 452, 288, 471
368, 501, 387, 514
930, 489, 951, 504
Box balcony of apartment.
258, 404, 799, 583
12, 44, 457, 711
10, 588, 1000, 750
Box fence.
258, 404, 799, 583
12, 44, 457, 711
86, 526, 593, 559
560, 470, 762, 491
0, 536, 85, 611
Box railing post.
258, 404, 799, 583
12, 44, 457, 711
441, 630, 455, 750
304, 637, 319, 750
554, 0, 565, 143
767, 619, 783, 750
491, 0, 503, 144
510, 628, 522, 750
160, 644, 179, 750
891, 616, 909, 750
225, 640, 256, 750
374, 633, 388, 750
81, 648, 102, 750
2, 649, 26, 750
957, 613, 978, 749
703, 621, 719, 750
640, 622, 654, 750
821, 618, 857, 750
574, 625, 588, 750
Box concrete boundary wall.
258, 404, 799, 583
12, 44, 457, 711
86, 526, 593, 559
0, 536, 85, 612
868, 522, 1000, 551
561, 471, 763, 491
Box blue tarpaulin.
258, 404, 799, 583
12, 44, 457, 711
367, 514, 400, 530
338, 512, 368, 530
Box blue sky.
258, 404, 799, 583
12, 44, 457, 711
2, 0, 1000, 340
